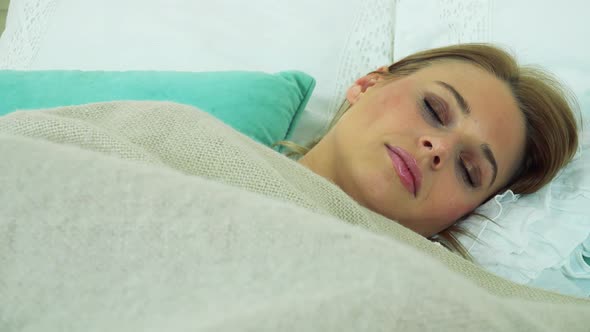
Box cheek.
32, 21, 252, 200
439, 201, 474, 224
430, 191, 478, 228
372, 92, 421, 134
373, 82, 413, 115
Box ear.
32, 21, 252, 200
345, 66, 390, 105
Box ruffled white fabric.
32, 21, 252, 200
457, 127, 590, 287
527, 236, 590, 297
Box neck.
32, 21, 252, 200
297, 140, 337, 186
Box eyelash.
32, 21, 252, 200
460, 159, 476, 188
422, 97, 476, 188
423, 98, 444, 124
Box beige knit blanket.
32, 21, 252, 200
0, 101, 588, 331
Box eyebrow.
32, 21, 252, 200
435, 81, 471, 115
481, 144, 498, 187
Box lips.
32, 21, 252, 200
386, 145, 422, 197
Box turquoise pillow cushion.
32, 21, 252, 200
0, 70, 316, 147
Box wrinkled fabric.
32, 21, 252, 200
1, 101, 589, 331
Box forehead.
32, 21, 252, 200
413, 61, 526, 186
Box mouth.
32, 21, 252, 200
385, 144, 422, 197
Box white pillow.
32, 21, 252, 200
458, 128, 590, 278
0, 0, 397, 146
456, 127, 590, 296
395, 0, 590, 296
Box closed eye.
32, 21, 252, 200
460, 161, 475, 187
423, 98, 443, 124
459, 156, 482, 188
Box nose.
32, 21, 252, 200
420, 135, 457, 170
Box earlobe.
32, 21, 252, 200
345, 72, 383, 104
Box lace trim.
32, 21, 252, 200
393, 0, 492, 60
325, 0, 397, 134
0, 0, 58, 69
438, 0, 493, 44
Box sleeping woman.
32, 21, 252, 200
1, 42, 588, 330
274, 43, 579, 256
0, 43, 579, 259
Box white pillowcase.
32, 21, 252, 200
456, 127, 590, 296
0, 0, 397, 146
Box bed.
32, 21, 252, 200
1, 0, 589, 330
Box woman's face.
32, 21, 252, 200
298, 61, 526, 237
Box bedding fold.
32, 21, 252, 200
0, 101, 589, 331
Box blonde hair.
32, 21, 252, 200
272, 43, 580, 258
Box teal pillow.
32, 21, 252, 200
0, 70, 315, 148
